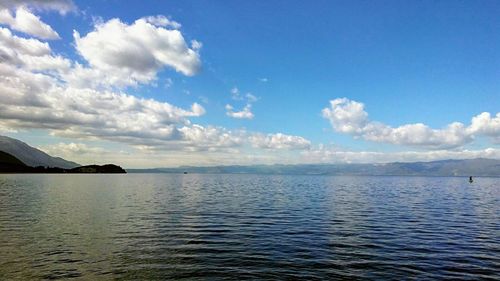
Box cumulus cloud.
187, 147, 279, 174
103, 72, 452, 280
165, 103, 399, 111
0, 61, 206, 145
2, 81, 204, 142
0, 27, 70, 72
73, 17, 201, 87
468, 112, 500, 141
250, 133, 311, 150
0, 22, 209, 149
0, 0, 75, 14
143, 15, 181, 29
225, 104, 254, 119
0, 6, 59, 39
0, 26, 49, 55
0, 57, 306, 152
226, 87, 259, 119
0, 13, 310, 155
178, 125, 244, 152
39, 142, 106, 156
322, 98, 499, 149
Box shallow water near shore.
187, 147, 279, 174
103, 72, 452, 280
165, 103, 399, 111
0, 174, 499, 280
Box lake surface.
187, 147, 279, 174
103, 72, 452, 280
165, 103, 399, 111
0, 174, 498, 280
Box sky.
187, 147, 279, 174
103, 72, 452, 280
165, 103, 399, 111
0, 0, 499, 168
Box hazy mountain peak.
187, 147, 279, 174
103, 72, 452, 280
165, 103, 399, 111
0, 135, 79, 168
128, 158, 500, 176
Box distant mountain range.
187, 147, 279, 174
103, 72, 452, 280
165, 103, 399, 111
128, 158, 500, 177
0, 135, 79, 168
1, 135, 498, 176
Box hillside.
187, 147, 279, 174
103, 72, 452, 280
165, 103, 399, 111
0, 151, 29, 172
0, 150, 126, 174
0, 136, 79, 168
0, 150, 27, 166
69, 164, 126, 173
0, 136, 125, 174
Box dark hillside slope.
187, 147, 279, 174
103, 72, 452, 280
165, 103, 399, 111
0, 135, 79, 168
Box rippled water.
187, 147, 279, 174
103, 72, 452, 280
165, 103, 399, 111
0, 174, 499, 280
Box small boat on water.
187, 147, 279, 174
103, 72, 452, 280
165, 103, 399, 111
469, 176, 473, 183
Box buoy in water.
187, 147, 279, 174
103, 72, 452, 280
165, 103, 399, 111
469, 176, 473, 183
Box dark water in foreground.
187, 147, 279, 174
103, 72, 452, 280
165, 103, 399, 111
0, 174, 499, 280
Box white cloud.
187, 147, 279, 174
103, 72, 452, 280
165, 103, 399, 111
226, 87, 259, 119
468, 112, 500, 139
37, 140, 500, 168
322, 98, 499, 149
0, 0, 74, 14
0, 26, 70, 73
40, 142, 106, 156
0, 9, 315, 166
37, 139, 308, 168
143, 15, 181, 29
191, 39, 202, 50
0, 26, 49, 55
0, 6, 59, 39
250, 133, 311, 150
230, 87, 241, 100
0, 58, 207, 145
322, 98, 368, 134
230, 87, 258, 102
178, 125, 244, 151
38, 142, 142, 166
73, 17, 201, 88
225, 104, 254, 119
0, 19, 308, 155
0, 7, 315, 161
245, 93, 258, 103
3, 8, 496, 167
164, 77, 173, 88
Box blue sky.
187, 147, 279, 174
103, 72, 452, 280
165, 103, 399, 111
0, 0, 499, 167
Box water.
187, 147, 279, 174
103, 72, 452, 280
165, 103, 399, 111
0, 174, 498, 280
